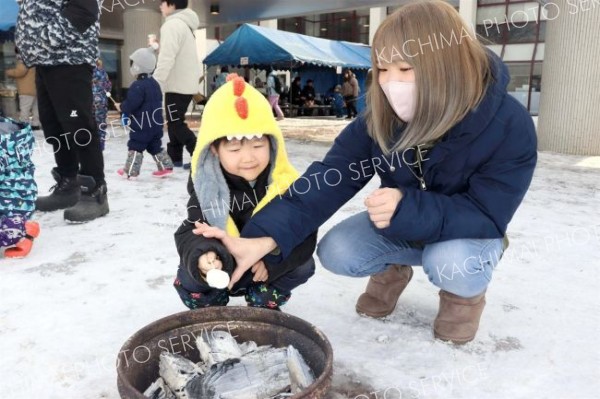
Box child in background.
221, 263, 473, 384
0, 117, 39, 258
332, 85, 345, 118
173, 74, 316, 310
92, 59, 112, 151
115, 47, 173, 178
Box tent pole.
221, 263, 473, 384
289, 61, 293, 107
203, 64, 207, 96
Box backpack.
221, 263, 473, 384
273, 76, 282, 95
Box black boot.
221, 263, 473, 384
35, 168, 80, 212
64, 175, 109, 223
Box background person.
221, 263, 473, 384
0, 117, 38, 258
342, 69, 359, 119
301, 79, 316, 108
214, 66, 229, 90
5, 47, 39, 130
331, 85, 345, 118
16, 0, 109, 223
193, 0, 537, 345
115, 47, 173, 179
92, 58, 111, 151
290, 76, 304, 116
153, 0, 200, 170
267, 69, 284, 121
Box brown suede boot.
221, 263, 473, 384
355, 265, 413, 318
433, 290, 486, 344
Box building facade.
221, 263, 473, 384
1, 0, 598, 154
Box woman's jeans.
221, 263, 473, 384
317, 212, 505, 298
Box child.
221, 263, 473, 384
116, 47, 173, 178
332, 85, 345, 118
173, 74, 316, 310
92, 59, 112, 151
1, 117, 39, 258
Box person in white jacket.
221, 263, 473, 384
154, 0, 201, 169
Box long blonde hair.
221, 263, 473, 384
366, 0, 492, 154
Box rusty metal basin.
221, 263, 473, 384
117, 306, 333, 398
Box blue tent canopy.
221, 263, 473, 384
0, 0, 18, 42
204, 23, 372, 70
0, 0, 19, 31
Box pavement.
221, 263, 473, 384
113, 111, 538, 146
186, 113, 350, 144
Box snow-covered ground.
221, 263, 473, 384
1, 126, 599, 399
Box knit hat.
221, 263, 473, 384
129, 47, 156, 75
190, 74, 299, 237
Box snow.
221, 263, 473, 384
1, 126, 599, 399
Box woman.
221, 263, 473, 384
342, 69, 359, 119
267, 69, 285, 121
194, 1, 537, 344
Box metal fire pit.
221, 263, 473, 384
117, 306, 333, 398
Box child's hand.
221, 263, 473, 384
193, 222, 278, 289
364, 188, 403, 229
251, 261, 268, 282
115, 103, 121, 112
198, 251, 222, 276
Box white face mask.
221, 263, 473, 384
380, 81, 417, 122
129, 64, 140, 77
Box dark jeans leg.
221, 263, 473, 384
165, 93, 197, 163
37, 65, 104, 183
345, 96, 358, 117
270, 257, 316, 295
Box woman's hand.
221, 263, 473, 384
192, 222, 277, 289
364, 188, 403, 229
251, 261, 269, 282
198, 251, 222, 276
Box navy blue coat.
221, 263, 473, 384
121, 74, 164, 153
241, 55, 537, 259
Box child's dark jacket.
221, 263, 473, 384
121, 74, 163, 150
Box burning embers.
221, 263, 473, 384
144, 330, 315, 398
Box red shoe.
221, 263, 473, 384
4, 221, 40, 258
152, 169, 173, 178
117, 169, 138, 179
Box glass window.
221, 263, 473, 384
538, 20, 546, 41
477, 5, 508, 24
531, 62, 542, 92
506, 63, 531, 92
0, 42, 16, 88
387, 6, 401, 15
279, 10, 370, 44
478, 0, 507, 5
503, 43, 535, 61
507, 2, 539, 23
99, 39, 122, 101
505, 61, 542, 115
477, 23, 506, 44
506, 21, 538, 43
0, 42, 18, 119
207, 24, 240, 41
535, 42, 545, 61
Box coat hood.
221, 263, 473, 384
129, 47, 157, 75
167, 8, 200, 30
452, 51, 510, 139
191, 75, 298, 236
